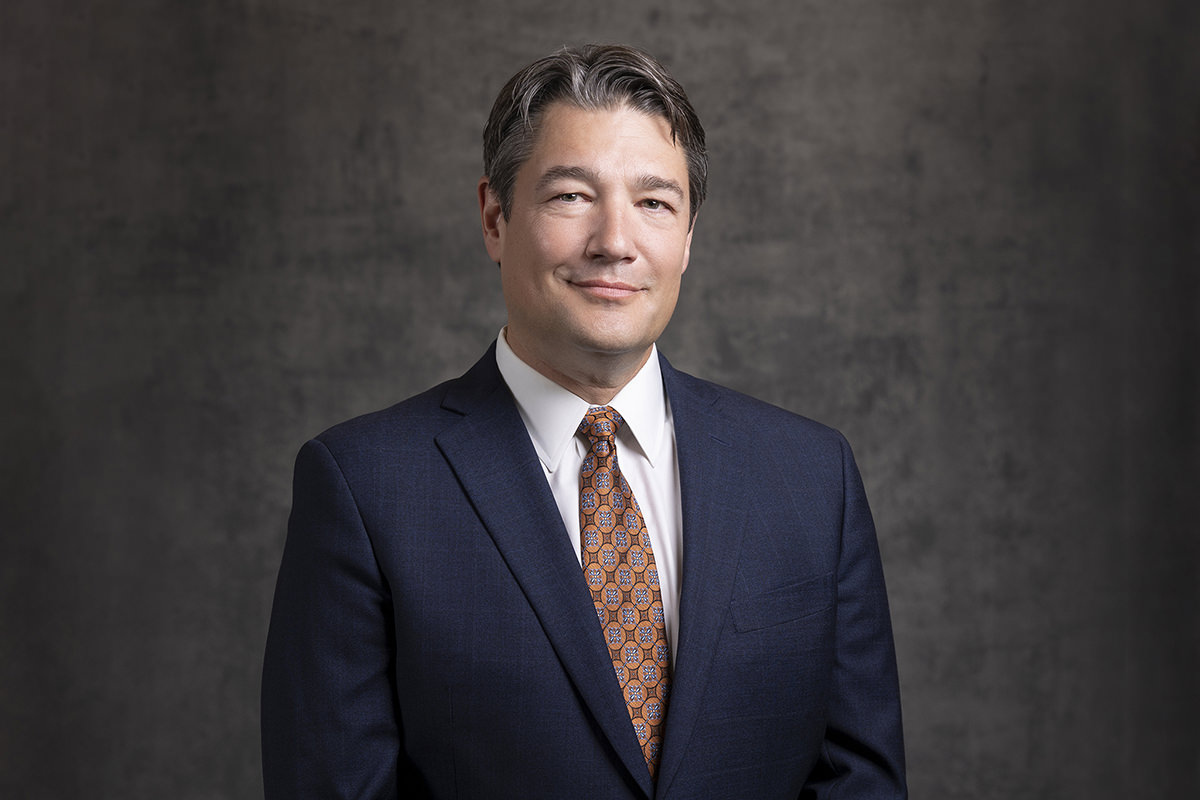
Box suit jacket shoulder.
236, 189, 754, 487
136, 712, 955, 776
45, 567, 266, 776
308, 342, 516, 476
661, 357, 858, 496
664, 361, 847, 440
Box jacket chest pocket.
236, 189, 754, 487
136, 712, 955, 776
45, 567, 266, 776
728, 570, 834, 632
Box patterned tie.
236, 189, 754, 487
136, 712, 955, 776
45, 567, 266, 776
579, 406, 670, 780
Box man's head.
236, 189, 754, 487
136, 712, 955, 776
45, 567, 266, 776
478, 45, 706, 401
483, 44, 707, 228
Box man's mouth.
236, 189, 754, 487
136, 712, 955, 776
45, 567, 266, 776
570, 279, 641, 298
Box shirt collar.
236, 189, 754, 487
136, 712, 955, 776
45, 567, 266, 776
495, 328, 668, 473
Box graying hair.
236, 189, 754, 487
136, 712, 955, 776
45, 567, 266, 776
482, 44, 708, 226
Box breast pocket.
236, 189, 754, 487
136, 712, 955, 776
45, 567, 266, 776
728, 571, 835, 633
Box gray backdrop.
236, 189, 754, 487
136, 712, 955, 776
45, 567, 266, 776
2, 0, 1197, 797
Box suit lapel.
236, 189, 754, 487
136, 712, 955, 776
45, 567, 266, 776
655, 357, 751, 799
435, 347, 655, 798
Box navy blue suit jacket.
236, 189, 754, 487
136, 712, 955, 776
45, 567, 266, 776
262, 345, 906, 799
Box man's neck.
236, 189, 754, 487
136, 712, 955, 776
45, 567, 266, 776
503, 329, 653, 406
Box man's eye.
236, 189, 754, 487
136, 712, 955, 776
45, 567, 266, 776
642, 199, 667, 211
557, 193, 580, 202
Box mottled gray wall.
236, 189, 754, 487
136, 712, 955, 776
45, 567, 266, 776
2, 0, 1196, 797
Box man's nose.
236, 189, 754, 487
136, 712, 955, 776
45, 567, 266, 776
585, 201, 637, 262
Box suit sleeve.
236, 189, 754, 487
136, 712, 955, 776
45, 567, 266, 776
261, 439, 417, 799
801, 434, 907, 799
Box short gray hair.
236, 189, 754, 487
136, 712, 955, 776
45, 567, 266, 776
483, 44, 708, 226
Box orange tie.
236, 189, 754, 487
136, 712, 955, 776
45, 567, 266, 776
579, 406, 670, 779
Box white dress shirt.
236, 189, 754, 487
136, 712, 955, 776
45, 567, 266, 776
495, 329, 683, 660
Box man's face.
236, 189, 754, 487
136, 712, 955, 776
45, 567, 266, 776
480, 102, 694, 385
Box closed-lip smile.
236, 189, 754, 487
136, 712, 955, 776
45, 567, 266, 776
570, 278, 641, 298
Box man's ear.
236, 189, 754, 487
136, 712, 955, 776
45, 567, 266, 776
478, 177, 505, 264
681, 211, 698, 274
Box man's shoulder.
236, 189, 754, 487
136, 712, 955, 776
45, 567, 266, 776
311, 381, 452, 452
664, 361, 850, 451
665, 365, 866, 500
309, 346, 503, 454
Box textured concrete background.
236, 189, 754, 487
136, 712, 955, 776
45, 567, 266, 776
2, 0, 1197, 797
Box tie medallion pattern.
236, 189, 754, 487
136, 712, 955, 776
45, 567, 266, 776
579, 406, 670, 779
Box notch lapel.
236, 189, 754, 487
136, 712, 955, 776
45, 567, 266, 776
435, 348, 655, 798
655, 358, 752, 798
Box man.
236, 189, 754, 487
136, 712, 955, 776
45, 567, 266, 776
262, 44, 906, 799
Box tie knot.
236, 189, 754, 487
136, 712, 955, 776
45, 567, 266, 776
579, 405, 624, 442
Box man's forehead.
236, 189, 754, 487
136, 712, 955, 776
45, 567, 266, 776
533, 101, 676, 145
523, 103, 687, 176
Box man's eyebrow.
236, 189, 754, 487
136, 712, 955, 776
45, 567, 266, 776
634, 174, 685, 201
535, 165, 597, 193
